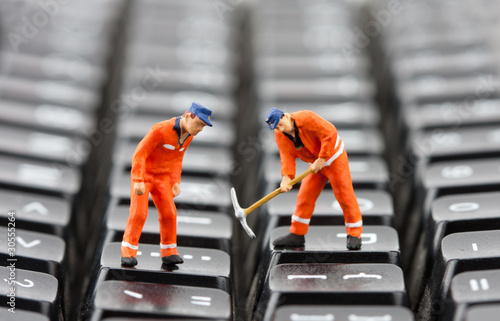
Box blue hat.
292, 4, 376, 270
189, 102, 213, 127
265, 107, 284, 130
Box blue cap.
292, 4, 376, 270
189, 102, 213, 127
265, 107, 284, 130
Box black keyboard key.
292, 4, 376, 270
93, 281, 231, 319
257, 54, 370, 78
0, 266, 60, 319
127, 39, 238, 68
410, 99, 500, 130
255, 263, 407, 320
0, 227, 65, 278
0, 155, 81, 196
125, 65, 236, 94
0, 189, 70, 237
393, 50, 496, 80
463, 304, 500, 321
429, 191, 500, 260
423, 158, 500, 194
106, 205, 232, 251
411, 125, 500, 162
0, 99, 95, 135
270, 225, 399, 252
7, 28, 112, 66
451, 269, 500, 305
400, 74, 497, 104
0, 124, 88, 166
0, 51, 106, 89
0, 77, 100, 111
414, 158, 500, 237
440, 269, 500, 321
273, 305, 414, 321
101, 243, 230, 291
258, 77, 375, 102
269, 226, 401, 265
418, 230, 500, 321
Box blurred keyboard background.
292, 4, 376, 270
0, 0, 499, 320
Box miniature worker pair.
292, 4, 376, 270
265, 107, 363, 250
121, 102, 213, 267
121, 103, 361, 268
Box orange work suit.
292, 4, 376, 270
275, 110, 363, 237
121, 117, 193, 258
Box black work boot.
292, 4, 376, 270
273, 233, 305, 247
346, 235, 362, 250
162, 254, 184, 265
121, 256, 138, 267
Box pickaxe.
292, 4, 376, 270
231, 167, 314, 239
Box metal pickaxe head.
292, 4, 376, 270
230, 187, 256, 239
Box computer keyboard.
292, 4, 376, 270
0, 0, 499, 320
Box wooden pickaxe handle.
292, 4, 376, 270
243, 167, 314, 215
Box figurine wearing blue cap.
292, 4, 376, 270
265, 107, 363, 250
121, 102, 212, 267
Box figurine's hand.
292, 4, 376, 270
172, 183, 180, 197
310, 158, 326, 173
280, 175, 292, 193
134, 182, 145, 195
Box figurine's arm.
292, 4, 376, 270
169, 135, 192, 196
169, 156, 184, 197
275, 131, 296, 192
170, 156, 183, 186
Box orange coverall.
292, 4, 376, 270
121, 117, 192, 258
275, 110, 363, 237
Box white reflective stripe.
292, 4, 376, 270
292, 215, 310, 225
179, 148, 185, 152
325, 141, 344, 166
335, 135, 341, 148
121, 241, 139, 250
163, 144, 175, 150
345, 220, 363, 228
160, 243, 177, 249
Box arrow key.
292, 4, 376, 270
0, 189, 71, 237
0, 227, 65, 280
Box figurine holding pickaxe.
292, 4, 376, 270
231, 108, 362, 250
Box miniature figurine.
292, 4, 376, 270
121, 102, 213, 267
265, 107, 362, 250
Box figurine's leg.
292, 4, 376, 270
325, 151, 363, 249
121, 179, 151, 264
151, 176, 183, 265
273, 172, 327, 247
290, 172, 328, 235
